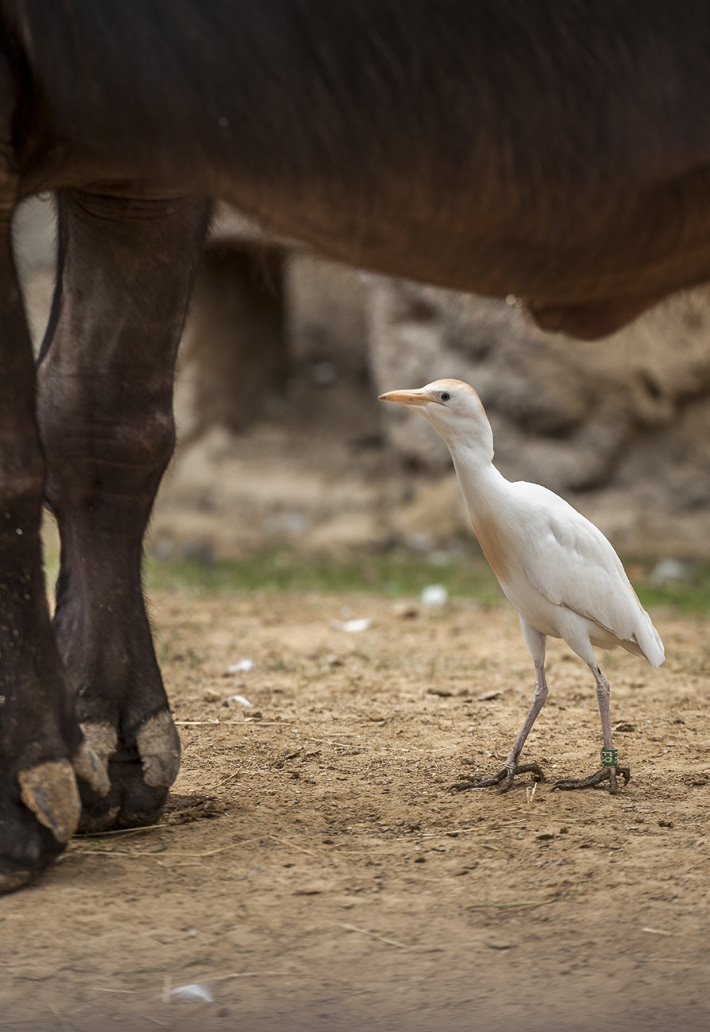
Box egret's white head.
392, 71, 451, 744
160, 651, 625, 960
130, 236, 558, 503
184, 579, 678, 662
378, 378, 493, 458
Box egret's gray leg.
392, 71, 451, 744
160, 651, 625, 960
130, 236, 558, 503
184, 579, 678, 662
454, 621, 547, 793
595, 669, 611, 737
554, 664, 630, 794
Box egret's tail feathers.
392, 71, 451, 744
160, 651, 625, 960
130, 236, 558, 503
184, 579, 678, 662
635, 613, 665, 669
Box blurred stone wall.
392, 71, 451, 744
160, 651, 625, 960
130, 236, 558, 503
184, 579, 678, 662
369, 278, 710, 553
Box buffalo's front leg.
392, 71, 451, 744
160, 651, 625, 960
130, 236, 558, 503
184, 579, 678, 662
0, 207, 107, 891
37, 189, 210, 831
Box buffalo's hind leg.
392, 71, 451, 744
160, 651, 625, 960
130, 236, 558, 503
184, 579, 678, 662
37, 188, 211, 832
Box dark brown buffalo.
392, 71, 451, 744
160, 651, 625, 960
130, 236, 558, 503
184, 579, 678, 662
2, 0, 709, 890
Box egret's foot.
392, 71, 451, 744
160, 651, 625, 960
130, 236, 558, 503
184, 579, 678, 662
553, 765, 630, 795
452, 762, 545, 793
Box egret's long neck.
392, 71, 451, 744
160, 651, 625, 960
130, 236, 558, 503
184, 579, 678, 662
445, 434, 513, 583
446, 436, 509, 523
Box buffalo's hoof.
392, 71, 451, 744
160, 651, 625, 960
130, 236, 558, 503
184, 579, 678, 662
78, 710, 181, 832
0, 759, 81, 893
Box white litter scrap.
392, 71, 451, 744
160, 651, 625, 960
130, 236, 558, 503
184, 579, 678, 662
333, 618, 373, 633
224, 694, 253, 708
649, 559, 691, 586
226, 658, 254, 673
169, 982, 214, 1003
421, 584, 448, 607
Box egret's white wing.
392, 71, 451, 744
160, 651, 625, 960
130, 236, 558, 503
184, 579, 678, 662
506, 482, 656, 650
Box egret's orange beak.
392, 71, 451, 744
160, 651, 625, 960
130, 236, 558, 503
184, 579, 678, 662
378, 388, 430, 407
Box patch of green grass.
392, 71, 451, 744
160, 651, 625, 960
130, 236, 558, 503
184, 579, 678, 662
43, 538, 710, 615
43, 549, 60, 590
634, 571, 710, 616
146, 551, 710, 615
143, 548, 504, 602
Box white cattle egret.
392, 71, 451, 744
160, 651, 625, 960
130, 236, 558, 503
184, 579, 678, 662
379, 378, 664, 794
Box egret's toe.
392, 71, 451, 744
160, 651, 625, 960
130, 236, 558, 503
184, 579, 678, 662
552, 765, 630, 793
452, 762, 544, 793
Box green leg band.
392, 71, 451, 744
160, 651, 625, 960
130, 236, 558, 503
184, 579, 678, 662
601, 747, 619, 766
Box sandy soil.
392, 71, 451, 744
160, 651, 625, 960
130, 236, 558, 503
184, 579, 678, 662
2, 590, 708, 1032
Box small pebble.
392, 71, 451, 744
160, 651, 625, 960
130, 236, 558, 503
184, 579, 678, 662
223, 694, 253, 708
334, 618, 372, 633
226, 659, 254, 673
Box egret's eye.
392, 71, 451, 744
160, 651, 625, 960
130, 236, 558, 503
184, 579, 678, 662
440, 392, 451, 402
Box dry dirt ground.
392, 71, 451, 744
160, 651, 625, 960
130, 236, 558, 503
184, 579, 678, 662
2, 590, 708, 1032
